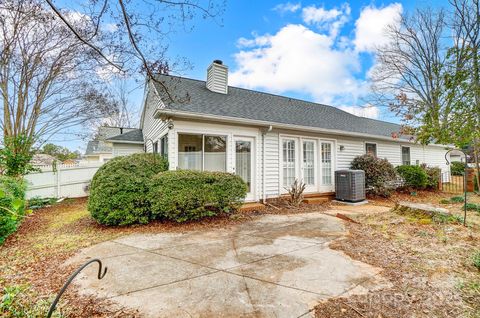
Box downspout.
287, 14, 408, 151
262, 125, 273, 204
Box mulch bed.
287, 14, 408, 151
314, 208, 480, 318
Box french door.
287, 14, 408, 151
319, 141, 334, 192
234, 137, 255, 201
281, 137, 334, 193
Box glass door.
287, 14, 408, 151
282, 138, 297, 190
301, 139, 317, 192
320, 141, 334, 191
234, 137, 255, 201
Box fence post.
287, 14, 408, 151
56, 164, 62, 198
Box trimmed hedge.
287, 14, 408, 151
88, 153, 168, 225
148, 170, 247, 222
0, 176, 27, 244
350, 154, 397, 196
396, 165, 428, 189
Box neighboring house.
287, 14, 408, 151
133, 60, 451, 202
84, 126, 143, 162
31, 154, 56, 166
449, 150, 465, 163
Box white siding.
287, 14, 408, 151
141, 81, 169, 152
112, 143, 144, 157
264, 132, 280, 198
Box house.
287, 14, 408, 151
113, 60, 452, 202
30, 154, 56, 166
84, 126, 143, 162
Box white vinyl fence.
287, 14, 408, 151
25, 162, 103, 199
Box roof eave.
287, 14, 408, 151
155, 108, 450, 148
107, 139, 145, 145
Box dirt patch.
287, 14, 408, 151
315, 207, 480, 318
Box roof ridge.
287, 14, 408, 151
155, 74, 399, 128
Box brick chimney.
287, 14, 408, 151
206, 60, 228, 94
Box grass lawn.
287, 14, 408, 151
316, 191, 480, 318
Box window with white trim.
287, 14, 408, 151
365, 143, 377, 157
160, 135, 168, 158
177, 134, 226, 171
402, 146, 411, 165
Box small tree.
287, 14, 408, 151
0, 135, 36, 177
40, 144, 79, 162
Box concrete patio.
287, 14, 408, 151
69, 211, 391, 317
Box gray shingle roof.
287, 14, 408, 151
85, 140, 112, 155
107, 129, 144, 143
153, 75, 402, 139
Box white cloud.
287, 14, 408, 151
302, 5, 342, 24
339, 105, 380, 119
273, 2, 301, 14
230, 24, 365, 105
230, 3, 403, 119
302, 4, 350, 37
354, 3, 403, 52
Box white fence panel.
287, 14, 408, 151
25, 163, 103, 199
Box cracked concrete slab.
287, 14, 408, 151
69, 211, 390, 317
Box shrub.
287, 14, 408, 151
450, 161, 465, 176
88, 153, 168, 225
472, 251, 480, 270
148, 170, 247, 222
420, 164, 441, 190
0, 176, 27, 244
439, 199, 451, 204
350, 155, 397, 196
450, 196, 465, 203
396, 165, 428, 189
465, 203, 480, 212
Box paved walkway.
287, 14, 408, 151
69, 211, 390, 318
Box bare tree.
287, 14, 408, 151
370, 8, 450, 142
448, 0, 480, 186
0, 1, 117, 143
84, 79, 138, 139
44, 0, 225, 103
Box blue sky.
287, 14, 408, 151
66, 0, 449, 151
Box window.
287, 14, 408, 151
160, 135, 168, 158
302, 141, 315, 185
282, 139, 296, 187
153, 141, 159, 153
402, 146, 411, 165
321, 142, 332, 185
177, 134, 226, 171
365, 143, 377, 157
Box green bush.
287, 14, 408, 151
420, 164, 441, 190
450, 161, 465, 176
88, 153, 168, 225
465, 203, 480, 212
350, 155, 397, 196
148, 170, 247, 222
472, 251, 480, 270
450, 196, 465, 203
396, 165, 428, 189
0, 176, 27, 244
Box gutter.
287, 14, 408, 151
154, 108, 450, 148
106, 140, 145, 145
261, 125, 273, 203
